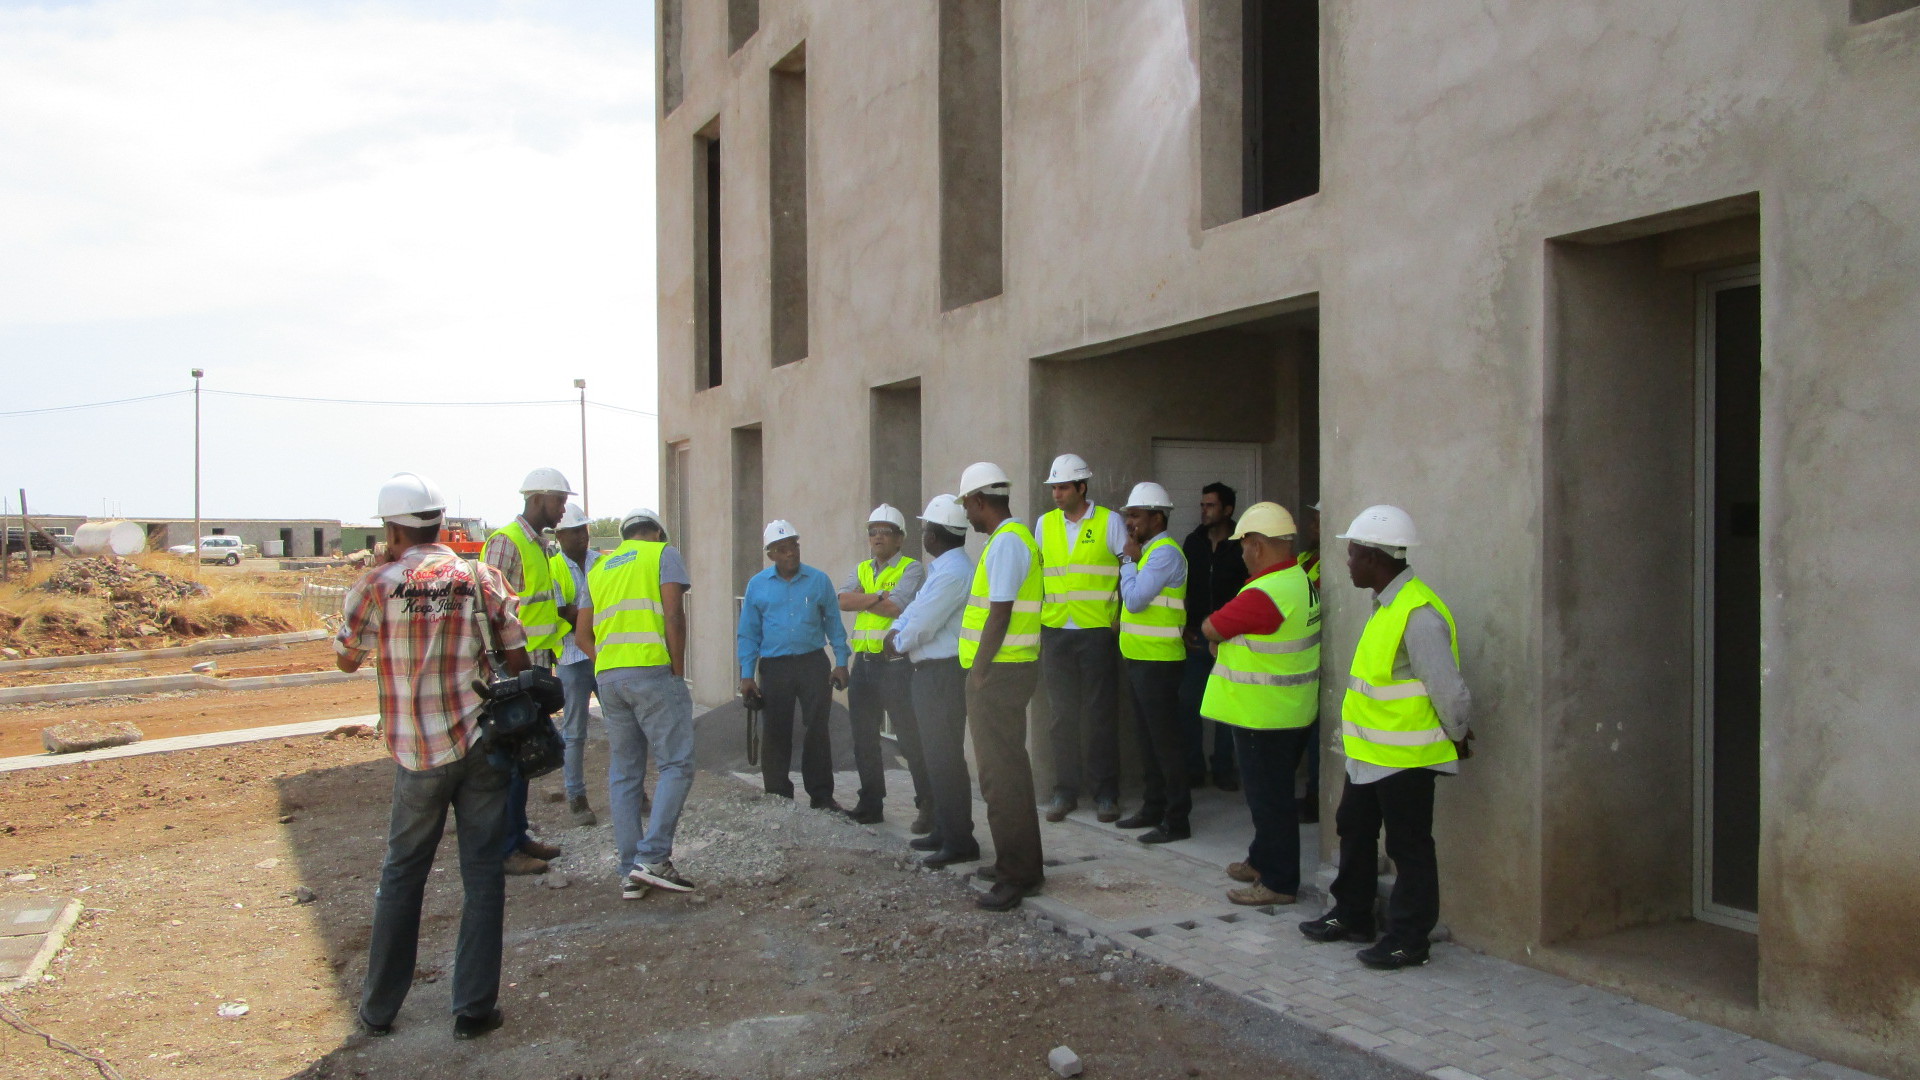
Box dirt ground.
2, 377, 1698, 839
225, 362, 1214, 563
0, 639, 343, 689
0, 673, 374, 757
0, 737, 1377, 1080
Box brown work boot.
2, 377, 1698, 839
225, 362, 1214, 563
1226, 861, 1258, 883
568, 796, 597, 827
502, 852, 548, 875
1227, 883, 1295, 906
519, 838, 562, 860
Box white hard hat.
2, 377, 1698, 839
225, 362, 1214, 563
918, 494, 969, 531
763, 519, 799, 547
1231, 502, 1298, 540
518, 467, 575, 496
555, 502, 591, 531
866, 504, 907, 531
1045, 453, 1093, 485
1123, 481, 1173, 511
1309, 501, 1322, 513
376, 472, 447, 527
622, 507, 664, 533
1337, 504, 1420, 552
959, 461, 1012, 497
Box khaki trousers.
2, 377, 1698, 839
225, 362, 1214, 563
965, 660, 1044, 888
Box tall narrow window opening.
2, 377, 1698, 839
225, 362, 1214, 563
694, 128, 723, 391
938, 0, 1003, 310
660, 0, 684, 114
870, 381, 924, 559
770, 45, 809, 365
1242, 0, 1319, 215
729, 0, 759, 53
731, 426, 764, 599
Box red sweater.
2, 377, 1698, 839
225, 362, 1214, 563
1206, 558, 1297, 639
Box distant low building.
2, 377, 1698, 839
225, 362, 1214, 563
24, 516, 345, 558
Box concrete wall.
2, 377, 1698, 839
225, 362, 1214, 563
657, 2, 1920, 1070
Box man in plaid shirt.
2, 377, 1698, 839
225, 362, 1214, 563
335, 472, 528, 1041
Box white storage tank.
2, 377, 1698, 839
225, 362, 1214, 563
262, 540, 285, 557
74, 519, 146, 556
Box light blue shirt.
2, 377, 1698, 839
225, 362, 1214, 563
556, 549, 599, 667
889, 546, 973, 662
1118, 530, 1188, 613
737, 563, 850, 677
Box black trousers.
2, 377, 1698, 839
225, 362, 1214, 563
1040, 626, 1120, 801
1329, 767, 1440, 948
911, 657, 976, 852
848, 652, 927, 811
758, 650, 835, 801
1125, 657, 1189, 828
1232, 724, 1312, 895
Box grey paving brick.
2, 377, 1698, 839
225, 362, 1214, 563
1330, 1025, 1393, 1051
1427, 1069, 1488, 1080
1377, 1043, 1446, 1074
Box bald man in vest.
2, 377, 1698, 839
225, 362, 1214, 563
1299, 505, 1473, 970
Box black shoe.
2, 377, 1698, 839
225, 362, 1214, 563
1138, 824, 1190, 844
908, 834, 943, 851
846, 803, 884, 825
910, 806, 936, 835
921, 846, 981, 869
809, 797, 845, 813
1299, 912, 1376, 943
1212, 771, 1240, 792
1042, 793, 1077, 822
1114, 810, 1161, 830
1296, 796, 1320, 825
357, 1014, 393, 1038
1357, 941, 1430, 969
977, 881, 1030, 912
452, 1008, 504, 1039
1094, 795, 1120, 823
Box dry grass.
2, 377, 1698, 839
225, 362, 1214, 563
0, 555, 318, 656
168, 577, 318, 636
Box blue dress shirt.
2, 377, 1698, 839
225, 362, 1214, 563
737, 563, 851, 677
888, 546, 973, 663
1118, 530, 1189, 612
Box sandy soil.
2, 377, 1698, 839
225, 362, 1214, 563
0, 639, 343, 689
0, 738, 1356, 1080
0, 674, 374, 757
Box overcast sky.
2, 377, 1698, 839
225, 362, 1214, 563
0, 0, 655, 528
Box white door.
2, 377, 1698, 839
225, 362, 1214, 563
1151, 440, 1263, 541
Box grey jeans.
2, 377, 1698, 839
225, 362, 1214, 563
360, 749, 509, 1027
555, 658, 598, 800
599, 668, 696, 874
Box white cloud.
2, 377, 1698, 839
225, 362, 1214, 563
0, 0, 658, 526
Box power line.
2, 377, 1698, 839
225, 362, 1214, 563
0, 389, 190, 417
586, 400, 658, 417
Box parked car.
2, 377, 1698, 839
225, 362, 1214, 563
196, 536, 255, 565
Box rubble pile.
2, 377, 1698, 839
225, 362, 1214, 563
0, 557, 298, 657
31, 558, 208, 642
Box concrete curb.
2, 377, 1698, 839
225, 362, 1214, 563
0, 900, 84, 993
0, 629, 329, 674
0, 667, 373, 706
0, 714, 378, 772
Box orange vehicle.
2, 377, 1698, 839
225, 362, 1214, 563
439, 524, 485, 559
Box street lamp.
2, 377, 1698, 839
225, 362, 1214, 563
191, 368, 203, 569
574, 378, 589, 518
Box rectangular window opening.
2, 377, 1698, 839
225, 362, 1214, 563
770, 45, 809, 365
1202, 0, 1319, 226
938, 0, 1003, 310
870, 381, 924, 560
694, 127, 723, 391
660, 0, 684, 114
731, 426, 764, 599
729, 0, 759, 53
1852, 0, 1920, 23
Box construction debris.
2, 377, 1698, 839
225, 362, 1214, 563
41, 719, 143, 754
1049, 1045, 1085, 1077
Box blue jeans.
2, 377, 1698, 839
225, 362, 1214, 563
361, 750, 509, 1026
556, 659, 598, 800
600, 668, 695, 873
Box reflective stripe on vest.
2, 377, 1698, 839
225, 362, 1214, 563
1339, 576, 1460, 769
1200, 565, 1321, 730
490, 521, 564, 653
1038, 506, 1119, 628
959, 521, 1043, 669
1118, 535, 1187, 662
850, 556, 916, 653
585, 540, 670, 673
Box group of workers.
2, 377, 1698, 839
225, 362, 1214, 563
739, 454, 1473, 973
331, 452, 1474, 1040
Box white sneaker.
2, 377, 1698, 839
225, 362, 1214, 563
621, 877, 650, 901
628, 859, 694, 892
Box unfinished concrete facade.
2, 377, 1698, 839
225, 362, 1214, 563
655, 2, 1920, 1071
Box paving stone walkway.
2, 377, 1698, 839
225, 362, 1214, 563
843, 766, 1886, 1080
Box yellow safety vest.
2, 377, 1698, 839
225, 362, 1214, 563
585, 540, 670, 674
1341, 576, 1459, 768
488, 520, 564, 654
850, 556, 916, 654
1301, 550, 1321, 586
1038, 505, 1120, 628
1117, 536, 1187, 662
1201, 565, 1321, 729
959, 520, 1042, 669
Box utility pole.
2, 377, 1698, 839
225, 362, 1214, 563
192, 368, 203, 573
574, 378, 589, 517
